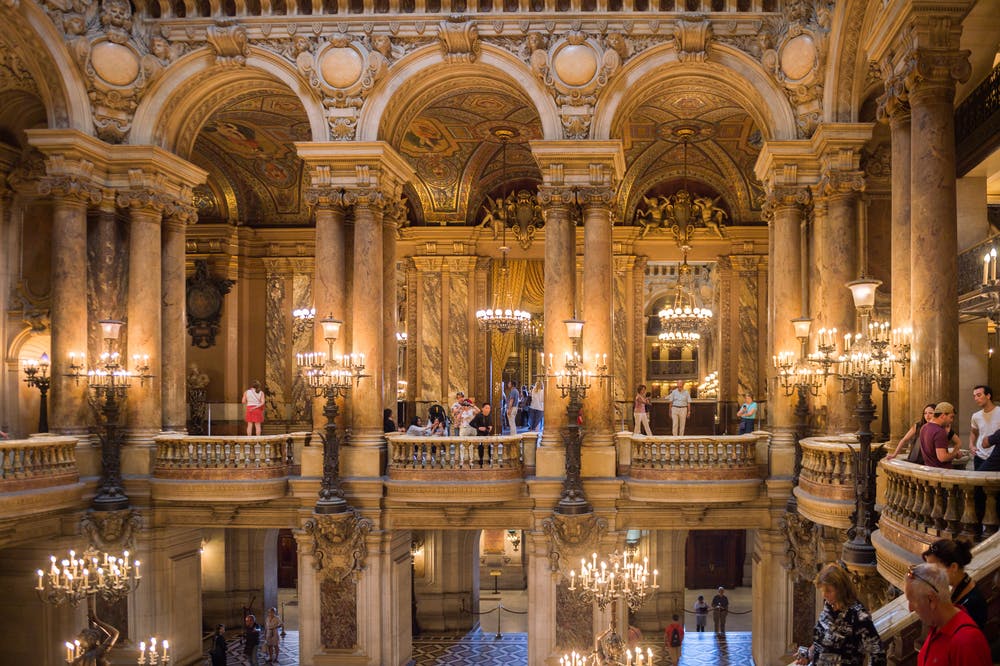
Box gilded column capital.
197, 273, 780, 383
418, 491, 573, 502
816, 167, 865, 198
304, 187, 346, 212
761, 186, 811, 220
343, 186, 387, 212
117, 187, 170, 214
876, 73, 910, 123
38, 175, 102, 206
576, 185, 616, 208
536, 185, 577, 208
902, 47, 972, 102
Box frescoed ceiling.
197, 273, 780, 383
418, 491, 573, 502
387, 79, 544, 226
617, 83, 765, 226
190, 88, 312, 226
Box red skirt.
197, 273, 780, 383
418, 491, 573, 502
246, 405, 264, 423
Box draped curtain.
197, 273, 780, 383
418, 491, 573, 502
488, 259, 533, 393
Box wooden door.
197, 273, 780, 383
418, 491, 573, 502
685, 530, 745, 589
277, 528, 298, 589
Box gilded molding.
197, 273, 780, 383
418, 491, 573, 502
206, 23, 249, 67
541, 511, 608, 574
80, 508, 143, 551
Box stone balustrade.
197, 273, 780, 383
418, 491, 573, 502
0, 436, 78, 491
873, 458, 1000, 586
794, 434, 873, 530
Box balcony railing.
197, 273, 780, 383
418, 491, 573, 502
628, 434, 761, 478
385, 433, 525, 477
792, 434, 871, 529
0, 436, 79, 491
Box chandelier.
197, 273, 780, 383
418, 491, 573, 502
657, 255, 712, 348
476, 128, 531, 334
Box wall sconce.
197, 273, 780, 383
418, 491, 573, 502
506, 530, 521, 552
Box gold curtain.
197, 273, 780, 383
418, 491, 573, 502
521, 260, 545, 310
489, 259, 528, 393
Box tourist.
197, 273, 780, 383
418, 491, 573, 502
886, 403, 936, 462
470, 402, 493, 466
242, 380, 265, 436
737, 392, 758, 434
918, 402, 965, 468
668, 380, 691, 436
450, 391, 466, 435
796, 563, 885, 665
904, 563, 990, 665
242, 614, 261, 666
406, 416, 432, 436
711, 586, 729, 635
633, 384, 652, 436
970, 385, 1000, 470
458, 396, 479, 436
663, 613, 684, 664
529, 380, 545, 431
982, 428, 1000, 470
506, 381, 519, 434
922, 538, 987, 630
264, 607, 283, 663
209, 624, 227, 666
694, 594, 709, 632
383, 408, 398, 433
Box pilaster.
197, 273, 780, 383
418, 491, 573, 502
751, 528, 795, 666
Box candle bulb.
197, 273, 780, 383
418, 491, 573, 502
985, 252, 991, 284
992, 248, 997, 282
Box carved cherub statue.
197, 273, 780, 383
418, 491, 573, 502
694, 195, 728, 238
636, 194, 671, 239
187, 363, 210, 389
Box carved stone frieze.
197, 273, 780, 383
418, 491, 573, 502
0, 49, 38, 95
80, 508, 142, 551
302, 510, 373, 581
780, 511, 818, 582
38, 174, 103, 206
206, 22, 249, 67
437, 17, 479, 63
541, 511, 607, 574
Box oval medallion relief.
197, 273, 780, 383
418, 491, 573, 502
319, 46, 364, 89
552, 43, 599, 87
779, 34, 816, 82
91, 41, 140, 87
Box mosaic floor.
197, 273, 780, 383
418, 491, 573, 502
208, 628, 754, 665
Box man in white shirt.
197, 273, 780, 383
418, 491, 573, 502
667, 380, 691, 436
969, 384, 1000, 470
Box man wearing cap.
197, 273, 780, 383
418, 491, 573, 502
711, 586, 729, 635
919, 402, 963, 468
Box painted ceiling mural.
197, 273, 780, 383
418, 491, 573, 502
191, 90, 311, 226
390, 81, 544, 226
618, 84, 765, 226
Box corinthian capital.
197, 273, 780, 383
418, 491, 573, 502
343, 187, 386, 211
117, 187, 169, 213
817, 168, 865, 198
576, 185, 616, 208
38, 175, 102, 206
876, 73, 909, 123
304, 188, 346, 212
536, 185, 577, 208
903, 48, 972, 100
761, 186, 811, 219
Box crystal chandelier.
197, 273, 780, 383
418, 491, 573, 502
657, 255, 712, 348
476, 128, 531, 334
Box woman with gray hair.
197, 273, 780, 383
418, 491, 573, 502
904, 562, 990, 665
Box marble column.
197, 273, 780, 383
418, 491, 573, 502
765, 188, 808, 456
161, 210, 189, 432
813, 181, 862, 433
382, 205, 401, 413
88, 193, 125, 369
310, 194, 347, 432
580, 187, 615, 451
119, 193, 164, 441
751, 528, 795, 665
537, 186, 577, 451
44, 181, 99, 435
907, 50, 969, 408
347, 189, 386, 459
879, 76, 913, 435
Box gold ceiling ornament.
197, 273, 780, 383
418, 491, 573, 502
476, 128, 532, 334
637, 124, 728, 241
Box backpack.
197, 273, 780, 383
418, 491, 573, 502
670, 626, 681, 647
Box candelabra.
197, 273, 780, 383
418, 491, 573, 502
22, 352, 51, 433
506, 529, 521, 552
540, 319, 608, 515
36, 546, 140, 665
773, 317, 829, 511
822, 278, 898, 569
137, 637, 170, 664
296, 315, 367, 514
567, 550, 659, 665
66, 320, 153, 511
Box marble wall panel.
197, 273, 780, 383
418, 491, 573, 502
291, 274, 312, 423
613, 266, 628, 403
320, 576, 357, 649
448, 272, 469, 398
87, 213, 128, 363
420, 273, 442, 402
738, 273, 759, 397
265, 274, 287, 422
555, 579, 593, 652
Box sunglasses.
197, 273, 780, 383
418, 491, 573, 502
907, 565, 940, 595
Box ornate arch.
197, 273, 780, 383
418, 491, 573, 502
358, 43, 562, 142
131, 47, 324, 151
0, 3, 91, 132
593, 42, 798, 142
823, 0, 869, 123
